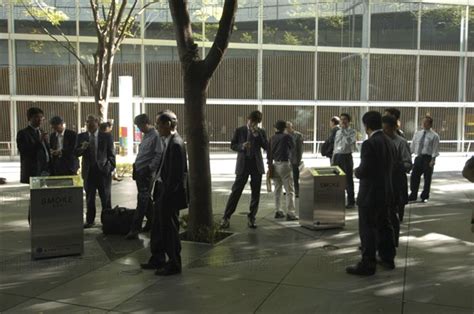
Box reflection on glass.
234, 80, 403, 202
417, 107, 457, 152
16, 101, 79, 133
145, 46, 182, 98
421, 4, 463, 51
263, 1, 316, 46
369, 54, 416, 101
419, 56, 459, 102
469, 7, 473, 51
208, 50, 258, 99
318, 0, 363, 47
263, 51, 314, 100
368, 107, 416, 139
468, 58, 474, 102
0, 101, 11, 153
16, 40, 77, 96
371, 1, 417, 49
0, 40, 8, 94
318, 52, 361, 100
14, 0, 76, 35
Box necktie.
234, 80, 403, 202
246, 128, 252, 157
89, 133, 97, 164
38, 129, 49, 163
417, 131, 426, 155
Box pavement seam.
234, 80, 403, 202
253, 250, 308, 313
1, 295, 112, 312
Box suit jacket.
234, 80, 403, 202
157, 133, 188, 211
290, 131, 303, 165
355, 130, 396, 212
321, 126, 340, 158
49, 129, 79, 175
231, 126, 268, 175
16, 125, 51, 184
75, 131, 116, 182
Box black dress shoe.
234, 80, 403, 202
125, 230, 139, 240
346, 261, 376, 276
142, 221, 152, 233
286, 214, 299, 221
274, 211, 285, 219
155, 267, 181, 276
345, 203, 355, 209
220, 218, 230, 229
420, 198, 428, 203
247, 216, 257, 229
83, 222, 95, 229
377, 258, 395, 270
408, 194, 417, 202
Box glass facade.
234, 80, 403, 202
0, 0, 472, 155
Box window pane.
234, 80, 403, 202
465, 108, 474, 152
418, 107, 458, 152
317, 52, 361, 100
469, 7, 473, 51
371, 1, 418, 49
16, 40, 77, 96
145, 0, 200, 40
79, 43, 141, 97
206, 104, 258, 152
318, 0, 363, 47
420, 4, 463, 51
145, 103, 185, 138
263, 0, 316, 46
0, 2, 7, 33
262, 105, 314, 153
467, 58, 474, 102
17, 101, 79, 133
369, 54, 416, 101
208, 49, 257, 99
419, 56, 459, 102
0, 101, 10, 156
232, 1, 258, 44
14, 0, 76, 35
263, 51, 314, 100
145, 46, 182, 98
0, 40, 8, 94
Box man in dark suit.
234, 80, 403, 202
220, 110, 268, 229
321, 116, 340, 162
346, 111, 397, 276
75, 114, 115, 228
49, 116, 79, 176
141, 110, 188, 276
17, 107, 51, 184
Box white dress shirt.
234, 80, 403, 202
410, 128, 440, 158
88, 129, 99, 160
56, 129, 65, 151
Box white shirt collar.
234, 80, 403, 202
89, 129, 99, 137
370, 129, 383, 138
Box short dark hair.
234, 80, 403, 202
134, 114, 150, 126
27, 107, 44, 120
382, 114, 397, 129
86, 114, 100, 123
362, 111, 382, 131
248, 110, 262, 123
340, 113, 351, 122
274, 120, 287, 132
49, 116, 64, 126
424, 115, 433, 126
157, 110, 178, 128
99, 122, 112, 132
385, 108, 401, 120
331, 116, 340, 125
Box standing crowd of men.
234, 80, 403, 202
17, 105, 440, 276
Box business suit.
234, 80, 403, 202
149, 132, 188, 271
355, 130, 397, 264
16, 125, 51, 184
75, 130, 115, 224
49, 129, 79, 175
223, 125, 268, 221
289, 131, 303, 196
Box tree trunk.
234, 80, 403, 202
184, 71, 213, 236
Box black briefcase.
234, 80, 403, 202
101, 206, 135, 235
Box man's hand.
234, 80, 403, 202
429, 160, 435, 168
40, 132, 48, 142
243, 141, 251, 150
81, 141, 89, 150
51, 149, 61, 157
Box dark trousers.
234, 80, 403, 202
292, 164, 300, 196
358, 206, 396, 262
84, 164, 112, 224
333, 153, 355, 205
389, 205, 400, 247
410, 155, 434, 200
131, 169, 153, 232
224, 158, 262, 220
149, 184, 181, 270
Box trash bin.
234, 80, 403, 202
299, 166, 346, 230
30, 176, 84, 259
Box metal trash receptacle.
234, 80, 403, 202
299, 166, 346, 230
30, 176, 84, 259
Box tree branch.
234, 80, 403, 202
89, 0, 104, 39
115, 0, 139, 47
168, 0, 200, 65
204, 0, 237, 78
